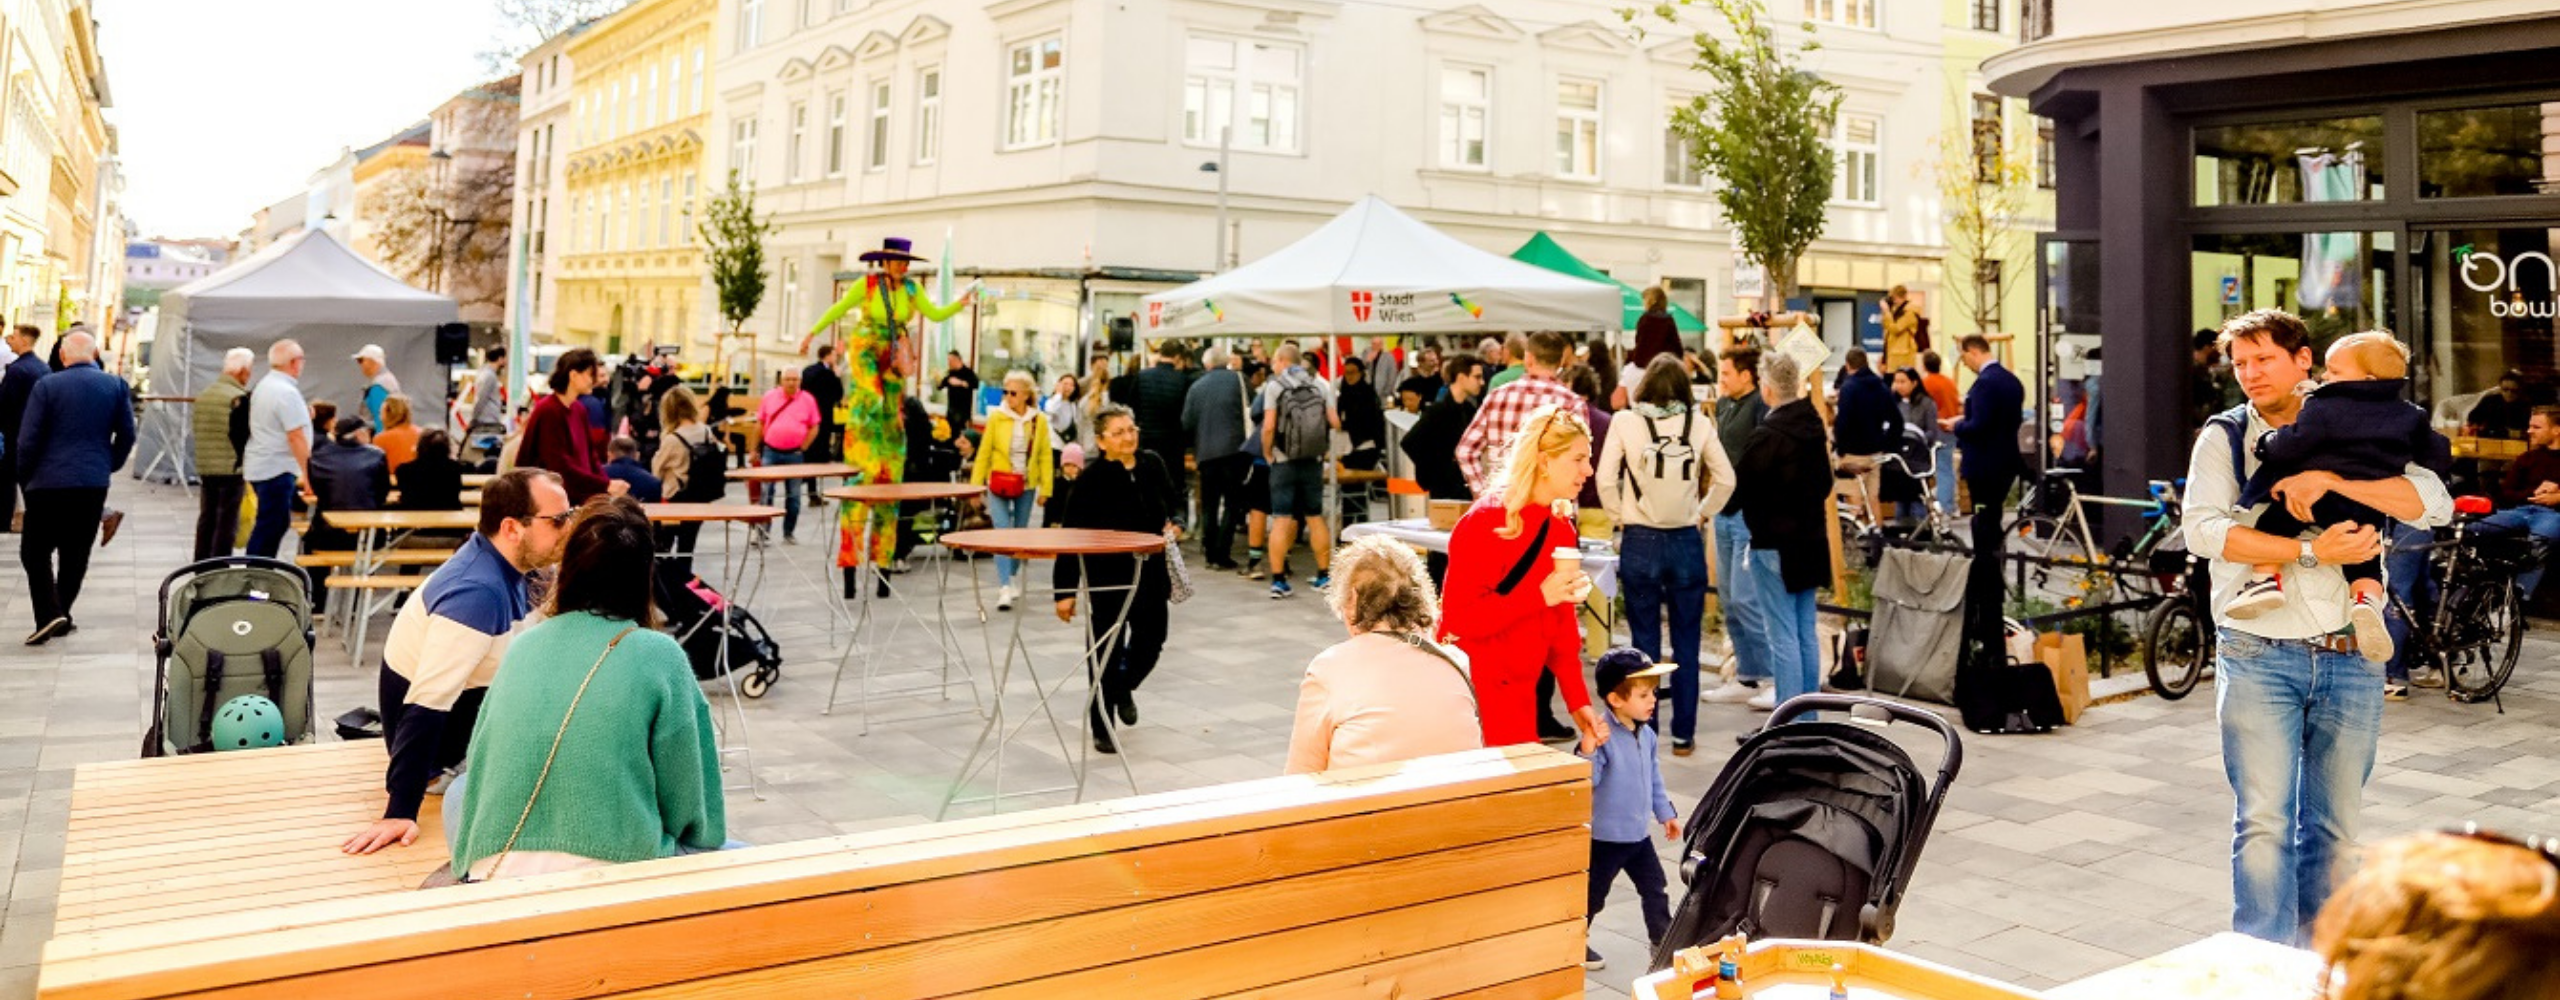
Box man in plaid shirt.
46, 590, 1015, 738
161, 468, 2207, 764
1456, 330, 1582, 496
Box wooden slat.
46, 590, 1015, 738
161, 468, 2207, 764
68, 785, 401, 828
58, 853, 447, 919
41, 747, 1586, 1000
1192, 923, 1584, 1000
1438, 966, 1585, 1000
320, 577, 426, 591
71, 740, 385, 776
293, 551, 454, 568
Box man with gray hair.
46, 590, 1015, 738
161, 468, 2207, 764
1182, 343, 1250, 569
244, 339, 314, 558
14, 332, 132, 644
191, 347, 259, 559
1730, 349, 1832, 714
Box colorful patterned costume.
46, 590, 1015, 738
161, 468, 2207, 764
810, 272, 966, 568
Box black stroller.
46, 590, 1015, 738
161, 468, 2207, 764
1649, 695, 1963, 968
652, 561, 782, 698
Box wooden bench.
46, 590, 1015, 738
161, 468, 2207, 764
293, 551, 454, 569
41, 742, 1592, 1000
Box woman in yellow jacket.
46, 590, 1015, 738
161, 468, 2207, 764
1881, 284, 1922, 372
973, 369, 1054, 610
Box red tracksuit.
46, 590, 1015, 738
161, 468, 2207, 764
1437, 502, 1591, 746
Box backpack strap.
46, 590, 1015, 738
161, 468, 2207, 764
194, 651, 228, 753
262, 648, 286, 713
2205, 403, 2253, 482
1494, 519, 1554, 597
1678, 408, 1696, 480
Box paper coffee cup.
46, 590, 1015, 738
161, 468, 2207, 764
1552, 547, 1582, 568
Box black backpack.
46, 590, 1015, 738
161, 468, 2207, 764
676, 429, 727, 503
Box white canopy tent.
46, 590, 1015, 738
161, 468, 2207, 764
136, 229, 457, 482
1138, 195, 1619, 339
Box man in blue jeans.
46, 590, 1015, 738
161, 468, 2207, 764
1704, 347, 1773, 707
242, 339, 314, 558
2184, 310, 2449, 945
2475, 407, 2560, 598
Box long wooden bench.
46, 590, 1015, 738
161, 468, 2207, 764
41, 741, 1592, 1000
292, 550, 455, 569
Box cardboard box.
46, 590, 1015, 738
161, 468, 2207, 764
2035, 632, 2091, 725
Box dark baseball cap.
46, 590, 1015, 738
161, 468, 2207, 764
1595, 647, 1675, 695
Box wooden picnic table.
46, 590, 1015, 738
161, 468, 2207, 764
459, 473, 494, 488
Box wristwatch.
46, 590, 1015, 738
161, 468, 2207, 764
2297, 539, 2319, 570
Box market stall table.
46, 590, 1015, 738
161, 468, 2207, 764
643, 502, 785, 796
820, 481, 986, 732
934, 527, 1163, 819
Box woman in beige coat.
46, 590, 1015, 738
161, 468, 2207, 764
1285, 535, 1484, 774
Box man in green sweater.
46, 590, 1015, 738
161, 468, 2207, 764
190, 348, 254, 560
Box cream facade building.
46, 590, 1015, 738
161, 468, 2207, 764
703, 0, 1954, 382
551, 0, 716, 358
0, 0, 118, 341
507, 26, 586, 346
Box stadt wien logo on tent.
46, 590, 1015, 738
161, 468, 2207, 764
1349, 290, 1374, 322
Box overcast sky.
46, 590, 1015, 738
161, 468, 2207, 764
101, 0, 511, 238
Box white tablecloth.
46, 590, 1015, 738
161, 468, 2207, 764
1339, 518, 1621, 599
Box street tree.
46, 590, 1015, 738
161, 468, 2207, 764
367, 158, 516, 314
1627, 0, 1842, 303
1928, 103, 2038, 337
482, 0, 628, 71
698, 171, 775, 384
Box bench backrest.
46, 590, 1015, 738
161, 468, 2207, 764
41, 744, 1591, 1000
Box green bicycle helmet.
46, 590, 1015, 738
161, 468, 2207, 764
211, 695, 286, 751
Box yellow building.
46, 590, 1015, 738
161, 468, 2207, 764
556, 0, 713, 357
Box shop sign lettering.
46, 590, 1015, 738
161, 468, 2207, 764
2457, 244, 2560, 318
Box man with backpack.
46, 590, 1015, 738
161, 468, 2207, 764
191, 348, 255, 560
1258, 342, 1339, 598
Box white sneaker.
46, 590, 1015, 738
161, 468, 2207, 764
1748, 689, 1776, 711
1703, 681, 1759, 705
2349, 595, 2393, 663
2226, 573, 2285, 620
996, 585, 1017, 612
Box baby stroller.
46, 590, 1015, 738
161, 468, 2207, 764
652, 561, 781, 698
145, 556, 319, 757
1649, 695, 1962, 968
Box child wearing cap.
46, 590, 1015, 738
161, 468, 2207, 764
1583, 646, 1682, 971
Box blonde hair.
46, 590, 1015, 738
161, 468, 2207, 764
660, 384, 701, 429
2328, 331, 2411, 380
381, 394, 412, 430
2312, 830, 2560, 1000
1492, 404, 1590, 539
1325, 535, 1439, 634
1003, 369, 1035, 392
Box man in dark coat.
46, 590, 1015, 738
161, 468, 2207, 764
1400, 356, 1485, 502
1732, 351, 1833, 714
801, 345, 846, 463
14, 332, 132, 642
1942, 333, 2025, 658
1133, 342, 1194, 522
0, 324, 48, 532
939, 351, 980, 432
1831, 348, 1903, 524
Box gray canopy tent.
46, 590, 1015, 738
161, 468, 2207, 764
136, 229, 456, 483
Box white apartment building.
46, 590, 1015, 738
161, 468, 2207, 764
706, 0, 1951, 380
508, 27, 585, 344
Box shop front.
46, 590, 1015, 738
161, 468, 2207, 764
1988, 17, 2560, 504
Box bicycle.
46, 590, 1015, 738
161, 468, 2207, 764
1836, 449, 1966, 576
2004, 469, 2184, 610
2391, 497, 2548, 707
2141, 539, 2214, 700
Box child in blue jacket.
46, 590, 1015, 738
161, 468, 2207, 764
1582, 647, 1682, 972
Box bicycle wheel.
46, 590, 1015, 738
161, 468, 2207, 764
2142, 596, 2209, 701
2002, 514, 2105, 608
2444, 579, 2526, 704
1837, 512, 1875, 577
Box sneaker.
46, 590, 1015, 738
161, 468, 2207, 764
2410, 664, 2447, 689
997, 585, 1016, 612
782, 534, 799, 546
1583, 947, 1606, 971
1269, 578, 1293, 600
2349, 596, 2394, 663
1310, 572, 1332, 590
2384, 681, 2411, 702
1247, 564, 1270, 581
2226, 573, 2285, 620
1747, 689, 1776, 712
1703, 680, 1759, 705
1672, 739, 1696, 757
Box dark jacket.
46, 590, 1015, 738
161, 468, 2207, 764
802, 361, 845, 427
1832, 367, 1902, 457
941, 365, 980, 428
2497, 446, 2560, 511
1133, 361, 1191, 458
2242, 378, 2451, 508
1630, 309, 1681, 370
1736, 398, 1833, 594
395, 454, 465, 511
0, 351, 45, 442
1403, 396, 1479, 502
1713, 392, 1767, 494
309, 437, 391, 519
1339, 379, 1386, 454
15, 361, 134, 491
1053, 451, 1175, 598
605, 456, 665, 503
1181, 367, 1249, 460
1952, 362, 2024, 484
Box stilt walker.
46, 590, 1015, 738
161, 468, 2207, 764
807, 237, 974, 595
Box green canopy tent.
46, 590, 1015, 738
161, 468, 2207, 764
1509, 232, 1707, 333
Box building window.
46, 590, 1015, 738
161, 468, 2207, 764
692, 48, 705, 115
626, 74, 640, 134
1971, 94, 2003, 183
1663, 97, 1704, 187
2193, 115, 2383, 207
1439, 66, 1490, 170
1004, 34, 1064, 150
2418, 102, 2556, 198
637, 179, 654, 248
646, 65, 660, 127
780, 259, 799, 346
826, 91, 848, 176
1831, 113, 1881, 205
2021, 0, 2052, 42
786, 101, 808, 182
1555, 79, 1602, 180
682, 172, 697, 242
737, 0, 763, 52
855, 81, 884, 170
1804, 0, 1877, 30
731, 116, 758, 184
1183, 36, 1302, 153
801, 0, 822, 28
2036, 119, 2056, 189
659, 177, 674, 245
916, 69, 941, 164
1969, 0, 1999, 32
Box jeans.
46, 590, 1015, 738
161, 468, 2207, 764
1622, 525, 1708, 743
988, 489, 1039, 586
246, 474, 298, 558
1588, 838, 1673, 946
2476, 505, 2560, 597
1744, 545, 1820, 716
2215, 627, 2383, 945
194, 474, 246, 561
1932, 441, 1959, 514
1711, 513, 1771, 684
2379, 523, 2434, 684
21, 487, 106, 627
760, 447, 804, 537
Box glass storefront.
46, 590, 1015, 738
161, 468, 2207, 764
2190, 230, 2397, 355
2193, 116, 2386, 207
2418, 102, 2560, 199
2411, 227, 2559, 435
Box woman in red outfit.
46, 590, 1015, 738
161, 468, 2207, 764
1437, 403, 1607, 753
515, 348, 623, 504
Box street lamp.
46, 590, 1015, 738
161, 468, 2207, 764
1197, 126, 1230, 272
426, 149, 454, 295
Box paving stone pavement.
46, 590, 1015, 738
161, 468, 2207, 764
0, 479, 2555, 998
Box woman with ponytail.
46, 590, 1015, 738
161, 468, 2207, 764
1436, 404, 1607, 752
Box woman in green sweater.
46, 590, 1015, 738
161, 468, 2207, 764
445, 496, 728, 881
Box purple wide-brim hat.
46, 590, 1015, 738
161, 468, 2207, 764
860, 236, 926, 263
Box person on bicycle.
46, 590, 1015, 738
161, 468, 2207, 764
2226, 332, 2451, 664
2185, 310, 2451, 947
